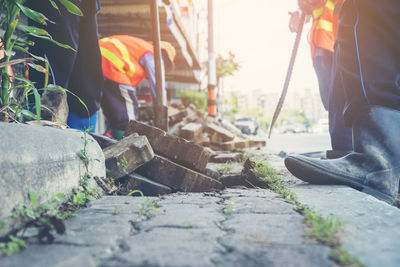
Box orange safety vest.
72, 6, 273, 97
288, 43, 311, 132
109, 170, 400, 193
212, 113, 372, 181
309, 0, 342, 57
99, 35, 154, 87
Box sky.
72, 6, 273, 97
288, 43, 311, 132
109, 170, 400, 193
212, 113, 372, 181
214, 0, 319, 95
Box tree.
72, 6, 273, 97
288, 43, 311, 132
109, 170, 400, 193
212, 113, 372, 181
216, 51, 240, 96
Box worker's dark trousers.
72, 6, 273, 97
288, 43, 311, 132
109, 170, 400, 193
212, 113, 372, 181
101, 79, 139, 131
337, 0, 400, 126
313, 48, 352, 151
328, 47, 352, 151
26, 0, 103, 118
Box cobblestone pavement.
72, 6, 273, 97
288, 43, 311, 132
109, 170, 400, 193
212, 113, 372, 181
0, 189, 334, 267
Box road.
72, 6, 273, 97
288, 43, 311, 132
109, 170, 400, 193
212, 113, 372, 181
265, 133, 331, 154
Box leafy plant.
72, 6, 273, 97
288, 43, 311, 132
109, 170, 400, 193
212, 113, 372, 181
0, 235, 26, 256
128, 190, 161, 217
117, 157, 129, 175
178, 89, 207, 111
0, 0, 82, 122
11, 189, 67, 244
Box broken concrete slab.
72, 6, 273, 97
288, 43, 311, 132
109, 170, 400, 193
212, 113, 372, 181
205, 123, 235, 143
135, 155, 224, 192
125, 120, 212, 172
168, 107, 188, 125
0, 123, 105, 237
103, 134, 154, 180
40, 89, 69, 123
211, 153, 242, 163
179, 122, 203, 140
119, 173, 173, 196
90, 133, 118, 150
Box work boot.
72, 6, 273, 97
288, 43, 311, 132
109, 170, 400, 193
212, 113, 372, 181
285, 106, 400, 204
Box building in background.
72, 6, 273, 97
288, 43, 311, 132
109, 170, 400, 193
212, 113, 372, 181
98, 0, 209, 94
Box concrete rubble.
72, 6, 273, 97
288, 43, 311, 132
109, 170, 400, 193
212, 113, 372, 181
103, 134, 154, 180
167, 104, 267, 152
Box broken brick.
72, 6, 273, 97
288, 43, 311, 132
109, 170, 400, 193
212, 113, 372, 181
205, 124, 235, 143
126, 120, 212, 172
90, 133, 118, 150
135, 155, 224, 192
103, 134, 154, 180
179, 123, 203, 140
119, 173, 172, 196
210, 153, 242, 163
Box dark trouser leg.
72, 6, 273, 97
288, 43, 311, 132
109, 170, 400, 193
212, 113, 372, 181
101, 79, 136, 131
285, 0, 400, 204
68, 0, 103, 118
338, 0, 400, 125
313, 48, 333, 111
26, 0, 80, 90
328, 46, 352, 151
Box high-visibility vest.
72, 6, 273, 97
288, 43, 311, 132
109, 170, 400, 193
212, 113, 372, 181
309, 0, 343, 57
99, 35, 154, 87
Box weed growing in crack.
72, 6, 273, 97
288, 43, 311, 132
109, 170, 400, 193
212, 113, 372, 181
330, 248, 364, 267
128, 190, 161, 217
113, 205, 120, 215
216, 162, 236, 173
0, 188, 67, 257
0, 235, 26, 257
223, 203, 234, 216
117, 157, 129, 175
249, 159, 363, 267
302, 208, 344, 247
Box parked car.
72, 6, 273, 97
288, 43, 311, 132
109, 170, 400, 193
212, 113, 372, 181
281, 121, 308, 134
234, 117, 260, 135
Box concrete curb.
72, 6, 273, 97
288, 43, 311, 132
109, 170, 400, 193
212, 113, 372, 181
0, 123, 105, 237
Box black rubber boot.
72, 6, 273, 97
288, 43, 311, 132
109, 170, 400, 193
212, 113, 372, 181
285, 106, 400, 204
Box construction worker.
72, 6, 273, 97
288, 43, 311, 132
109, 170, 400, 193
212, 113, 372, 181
99, 35, 176, 140
290, 0, 352, 155
285, 0, 400, 204
26, 0, 103, 132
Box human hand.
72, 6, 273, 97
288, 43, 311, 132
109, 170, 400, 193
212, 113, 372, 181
289, 11, 300, 33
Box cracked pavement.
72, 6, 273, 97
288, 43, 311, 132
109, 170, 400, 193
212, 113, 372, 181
0, 189, 334, 267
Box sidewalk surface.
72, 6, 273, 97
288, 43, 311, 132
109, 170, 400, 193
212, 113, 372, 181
1, 153, 400, 267
0, 189, 334, 267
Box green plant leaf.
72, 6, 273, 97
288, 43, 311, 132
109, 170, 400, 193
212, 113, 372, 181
13, 75, 35, 87
16, 3, 48, 25
13, 46, 46, 62
128, 190, 144, 197
21, 109, 37, 120
38, 204, 55, 211
18, 25, 50, 36
28, 33, 75, 51
56, 193, 66, 200
57, 0, 83, 16
28, 188, 39, 206
31, 87, 41, 122
27, 63, 48, 74
48, 0, 59, 11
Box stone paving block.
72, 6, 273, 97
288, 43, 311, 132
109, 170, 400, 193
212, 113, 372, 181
211, 141, 236, 151
135, 155, 224, 192
179, 122, 203, 140
119, 172, 173, 196
90, 133, 118, 149
210, 153, 242, 163
40, 89, 69, 123
168, 106, 188, 124
104, 134, 154, 180
205, 123, 235, 142
126, 120, 212, 172
248, 137, 267, 148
